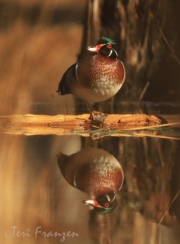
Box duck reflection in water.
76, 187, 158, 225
57, 147, 124, 215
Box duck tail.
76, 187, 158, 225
56, 63, 77, 95
56, 153, 69, 175
56, 75, 70, 95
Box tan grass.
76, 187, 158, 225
0, 21, 82, 115
0, 4, 86, 243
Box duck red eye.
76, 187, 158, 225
107, 44, 112, 49
104, 203, 109, 208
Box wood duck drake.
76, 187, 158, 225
57, 37, 125, 122
57, 147, 124, 215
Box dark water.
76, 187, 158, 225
1, 1, 180, 244
1, 101, 180, 244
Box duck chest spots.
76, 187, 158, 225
87, 156, 123, 195
90, 55, 125, 97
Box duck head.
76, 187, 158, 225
83, 192, 117, 215
87, 36, 118, 59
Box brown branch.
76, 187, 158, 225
0, 114, 180, 139
138, 81, 150, 114
156, 190, 180, 231
158, 26, 180, 66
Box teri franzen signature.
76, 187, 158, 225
4, 226, 79, 242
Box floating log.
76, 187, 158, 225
0, 114, 180, 139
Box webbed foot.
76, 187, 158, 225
89, 111, 108, 124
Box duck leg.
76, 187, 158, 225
86, 103, 108, 124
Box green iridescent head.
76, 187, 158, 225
87, 36, 119, 58
83, 192, 118, 215
97, 36, 117, 45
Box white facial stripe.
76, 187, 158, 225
107, 49, 113, 57
111, 193, 115, 202
113, 49, 118, 58
107, 48, 118, 58
73, 169, 78, 188
106, 194, 111, 201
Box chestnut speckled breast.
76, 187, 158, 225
71, 54, 125, 104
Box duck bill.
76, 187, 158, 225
83, 199, 102, 208
87, 45, 102, 53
